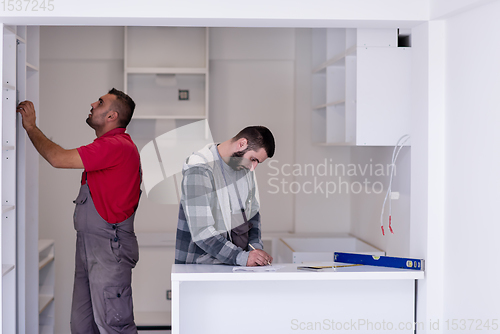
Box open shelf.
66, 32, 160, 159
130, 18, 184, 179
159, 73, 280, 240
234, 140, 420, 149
313, 100, 345, 110
38, 255, 54, 271
38, 239, 54, 254
26, 62, 39, 71
38, 239, 55, 270
312, 46, 357, 73
39, 295, 55, 314
124, 26, 209, 130
2, 264, 15, 276
2, 205, 15, 214
126, 67, 207, 74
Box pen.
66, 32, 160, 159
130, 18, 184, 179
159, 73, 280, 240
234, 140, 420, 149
333, 264, 363, 268
297, 264, 364, 271
248, 243, 271, 265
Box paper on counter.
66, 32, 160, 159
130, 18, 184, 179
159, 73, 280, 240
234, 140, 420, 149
232, 265, 285, 272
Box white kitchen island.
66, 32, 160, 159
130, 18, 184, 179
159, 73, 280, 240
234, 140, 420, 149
171, 263, 424, 334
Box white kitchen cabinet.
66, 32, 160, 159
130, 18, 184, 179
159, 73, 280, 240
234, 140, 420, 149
124, 27, 209, 129
1, 23, 40, 334
38, 240, 55, 334
1, 24, 19, 334
312, 28, 411, 146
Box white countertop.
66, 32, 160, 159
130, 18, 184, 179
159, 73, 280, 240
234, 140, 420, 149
171, 262, 424, 282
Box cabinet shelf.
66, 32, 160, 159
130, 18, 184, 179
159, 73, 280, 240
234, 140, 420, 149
313, 100, 345, 110
38, 239, 55, 332
2, 145, 15, 151
312, 46, 357, 73
126, 67, 207, 75
38, 239, 54, 254
3, 83, 15, 91
124, 27, 209, 135
2, 204, 15, 214
38, 240, 55, 269
39, 295, 54, 314
2, 264, 15, 276
39, 255, 54, 270
26, 62, 39, 71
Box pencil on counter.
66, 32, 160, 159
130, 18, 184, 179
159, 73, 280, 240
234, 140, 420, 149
297, 264, 364, 271
333, 264, 364, 268
249, 243, 271, 265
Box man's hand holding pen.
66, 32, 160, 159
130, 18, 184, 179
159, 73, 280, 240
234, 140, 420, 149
247, 244, 273, 266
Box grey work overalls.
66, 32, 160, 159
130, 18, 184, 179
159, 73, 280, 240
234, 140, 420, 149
70, 181, 139, 334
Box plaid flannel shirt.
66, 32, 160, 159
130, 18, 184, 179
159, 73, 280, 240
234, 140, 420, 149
175, 144, 262, 266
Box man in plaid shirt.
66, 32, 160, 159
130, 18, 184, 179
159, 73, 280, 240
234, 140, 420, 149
175, 126, 275, 266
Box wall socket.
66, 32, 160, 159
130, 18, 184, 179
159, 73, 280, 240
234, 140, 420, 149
178, 90, 189, 100
390, 192, 400, 200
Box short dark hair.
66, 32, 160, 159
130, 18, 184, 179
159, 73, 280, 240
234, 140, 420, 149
108, 88, 135, 128
232, 126, 275, 158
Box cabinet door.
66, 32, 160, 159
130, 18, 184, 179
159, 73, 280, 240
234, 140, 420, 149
356, 47, 412, 146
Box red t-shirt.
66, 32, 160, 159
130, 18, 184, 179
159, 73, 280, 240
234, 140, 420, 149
77, 128, 141, 224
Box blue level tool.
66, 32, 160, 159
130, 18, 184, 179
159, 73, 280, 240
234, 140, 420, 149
334, 252, 424, 271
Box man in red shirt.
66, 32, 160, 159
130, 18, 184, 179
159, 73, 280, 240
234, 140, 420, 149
17, 88, 141, 334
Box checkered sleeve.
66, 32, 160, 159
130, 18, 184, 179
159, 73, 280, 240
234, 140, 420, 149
247, 174, 263, 250
247, 212, 262, 250
182, 166, 244, 265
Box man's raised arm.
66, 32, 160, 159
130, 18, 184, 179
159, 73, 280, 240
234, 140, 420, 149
17, 100, 83, 169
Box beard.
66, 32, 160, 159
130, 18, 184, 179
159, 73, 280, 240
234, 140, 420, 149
227, 148, 250, 170
86, 115, 93, 127
86, 110, 106, 130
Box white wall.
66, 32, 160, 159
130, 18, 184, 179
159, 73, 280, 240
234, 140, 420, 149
293, 29, 352, 234
444, 0, 500, 326
350, 146, 411, 256
430, 0, 498, 18
209, 28, 296, 232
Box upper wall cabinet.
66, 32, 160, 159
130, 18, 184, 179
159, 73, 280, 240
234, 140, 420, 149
124, 27, 209, 121
311, 28, 411, 146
